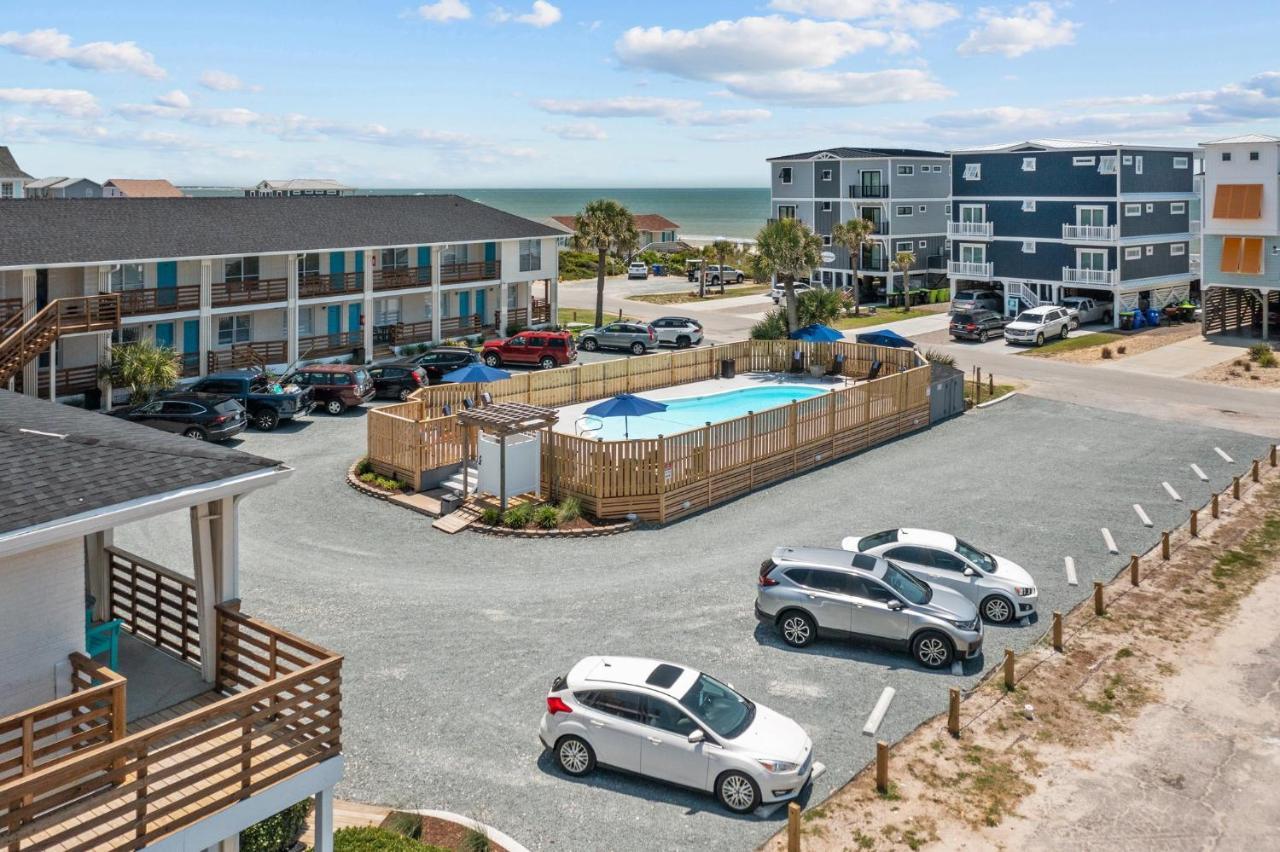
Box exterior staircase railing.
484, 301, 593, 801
0, 294, 121, 387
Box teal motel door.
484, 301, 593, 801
458, 291, 471, 324
348, 303, 362, 340
154, 321, 174, 349
417, 246, 431, 285
156, 261, 177, 308
327, 305, 341, 345
183, 319, 199, 373
484, 241, 496, 276
329, 251, 346, 291
476, 289, 487, 328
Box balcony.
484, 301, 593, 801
211, 277, 289, 308
373, 266, 432, 293
439, 260, 500, 285
298, 272, 362, 299
13, 364, 100, 396
947, 260, 994, 280
0, 548, 341, 852
849, 183, 891, 199
947, 221, 993, 239
1062, 266, 1119, 286
118, 285, 202, 317
1062, 224, 1119, 242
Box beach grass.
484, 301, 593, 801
627, 284, 770, 305
832, 308, 932, 330
1019, 331, 1123, 357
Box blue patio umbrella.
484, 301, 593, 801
855, 328, 915, 349
584, 393, 668, 439
789, 323, 844, 342
440, 362, 511, 384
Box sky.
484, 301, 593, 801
2, 1, 1280, 187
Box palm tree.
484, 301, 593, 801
797, 288, 845, 327
830, 218, 875, 315
710, 239, 735, 294
893, 250, 917, 309
697, 244, 716, 298
753, 218, 822, 332
106, 340, 180, 404
574, 200, 639, 328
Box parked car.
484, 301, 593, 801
1058, 296, 1112, 328
1003, 305, 1071, 346
409, 346, 478, 384
578, 322, 658, 355
841, 529, 1038, 623
651, 316, 704, 348
706, 265, 745, 285
771, 281, 813, 305
481, 329, 577, 369
951, 289, 1003, 315
755, 546, 982, 669
949, 309, 1008, 342
285, 364, 375, 415
180, 370, 313, 432
109, 393, 247, 442
367, 360, 428, 401
627, 261, 649, 280
685, 259, 702, 282
539, 656, 818, 813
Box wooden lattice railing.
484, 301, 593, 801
107, 546, 202, 666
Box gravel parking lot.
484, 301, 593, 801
116, 395, 1273, 852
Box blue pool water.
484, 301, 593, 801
580, 385, 828, 440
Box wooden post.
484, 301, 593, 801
1252, 459, 1260, 483
875, 741, 889, 793
988, 372, 994, 395
747, 411, 755, 489
787, 802, 801, 852
1212, 492, 1220, 518
1093, 581, 1105, 616
1003, 648, 1015, 690
1232, 476, 1240, 499
789, 401, 799, 471
1271, 444, 1277, 467
1130, 553, 1141, 584
975, 366, 982, 405
1161, 531, 1170, 561
1051, 612, 1063, 652
1190, 508, 1198, 537
595, 438, 605, 513
705, 422, 714, 508
947, 688, 960, 737
657, 435, 667, 524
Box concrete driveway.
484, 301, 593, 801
115, 396, 1273, 852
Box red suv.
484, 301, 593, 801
286, 364, 375, 415
481, 330, 577, 370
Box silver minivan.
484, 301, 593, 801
755, 547, 983, 669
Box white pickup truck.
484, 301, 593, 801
1059, 296, 1112, 328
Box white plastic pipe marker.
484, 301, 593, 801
863, 687, 896, 736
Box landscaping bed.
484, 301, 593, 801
1191, 342, 1280, 389
1019, 322, 1199, 362
626, 284, 770, 305
348, 458, 410, 499
471, 496, 633, 537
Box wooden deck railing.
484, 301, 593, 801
373, 267, 432, 292
107, 546, 202, 666
531, 298, 550, 325
439, 260, 500, 284
13, 364, 100, 397
298, 273, 363, 299
206, 340, 289, 372
440, 313, 487, 338
117, 285, 202, 316
0, 295, 121, 387
210, 278, 289, 308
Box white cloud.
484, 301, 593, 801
1068, 72, 1280, 126
492, 1, 562, 27
768, 0, 960, 30
199, 70, 260, 92
415, 0, 471, 22
0, 28, 165, 78
719, 68, 952, 107
154, 89, 191, 109
535, 96, 771, 126
0, 87, 100, 117
957, 3, 1077, 58
545, 122, 607, 140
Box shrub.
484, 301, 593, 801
1244, 361, 1253, 372
382, 811, 423, 840
750, 309, 788, 340
1261, 350, 1278, 368
796, 288, 844, 327
503, 503, 533, 529
360, 472, 405, 492
1247, 342, 1272, 362
923, 348, 955, 367
327, 826, 448, 852
506, 323, 522, 337
242, 799, 311, 852
557, 496, 582, 524
356, 457, 373, 475
1117, 345, 1127, 355
533, 504, 560, 529
480, 506, 501, 525
462, 827, 491, 852
1101, 346, 1113, 360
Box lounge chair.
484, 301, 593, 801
787, 350, 805, 375
825, 353, 846, 379
85, 618, 122, 671
480, 391, 493, 406
441, 403, 453, 416
462, 397, 476, 410
865, 359, 882, 382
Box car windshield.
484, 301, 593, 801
954, 538, 997, 572
882, 561, 932, 605
1014, 312, 1042, 324
679, 673, 755, 739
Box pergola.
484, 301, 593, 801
455, 402, 559, 509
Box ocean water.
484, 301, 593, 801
181, 186, 771, 240
585, 385, 828, 440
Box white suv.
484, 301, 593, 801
1003, 305, 1070, 346
627, 261, 649, 279
540, 656, 819, 813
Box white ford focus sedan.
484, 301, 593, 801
539, 656, 821, 813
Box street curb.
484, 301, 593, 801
406, 808, 531, 852
346, 460, 408, 501
976, 391, 1018, 409
470, 518, 634, 538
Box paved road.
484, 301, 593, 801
114, 396, 1273, 852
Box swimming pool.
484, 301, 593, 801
579, 385, 829, 440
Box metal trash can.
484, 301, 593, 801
351, 346, 366, 363
721, 358, 736, 379
438, 491, 462, 516
83, 387, 101, 410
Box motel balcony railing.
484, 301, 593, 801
439, 260, 500, 285
947, 221, 993, 239
848, 183, 891, 199
1061, 224, 1119, 242
117, 285, 203, 316
1062, 266, 1119, 286
947, 260, 994, 280
210, 277, 290, 308
372, 266, 433, 292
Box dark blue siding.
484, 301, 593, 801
1118, 201, 1190, 238
814, 161, 841, 198
952, 150, 1118, 198
957, 200, 1119, 239
1119, 149, 1195, 194
953, 239, 1117, 281
1119, 243, 1190, 281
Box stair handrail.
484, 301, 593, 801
0, 294, 122, 385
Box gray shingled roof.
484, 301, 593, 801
0, 146, 33, 180
768, 146, 948, 161
0, 390, 284, 536
0, 194, 564, 268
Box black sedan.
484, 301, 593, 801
409, 347, 479, 384
949, 309, 1009, 342
368, 360, 428, 400
109, 393, 247, 441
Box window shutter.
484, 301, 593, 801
1240, 237, 1264, 274
1219, 237, 1243, 273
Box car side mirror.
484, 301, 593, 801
886, 600, 904, 611
687, 729, 705, 744
963, 567, 977, 577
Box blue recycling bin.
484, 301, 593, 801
1145, 308, 1161, 327
1132, 310, 1146, 329
652, 263, 665, 276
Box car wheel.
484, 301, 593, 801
736, 275, 744, 284
1103, 311, 1113, 325
1035, 333, 1045, 346
539, 356, 557, 370
183, 427, 206, 441
912, 631, 954, 669
483, 352, 502, 367
630, 342, 645, 356
326, 400, 346, 416
978, 329, 989, 342
581, 337, 599, 352
398, 388, 411, 402
981, 595, 1014, 624
676, 335, 691, 349
716, 771, 760, 814
711, 276, 720, 286
1070, 318, 1080, 330
778, 610, 816, 648
554, 735, 595, 777
253, 409, 279, 432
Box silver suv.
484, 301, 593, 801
578, 322, 658, 355
755, 547, 983, 669
651, 316, 704, 348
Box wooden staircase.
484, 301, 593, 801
0, 294, 121, 388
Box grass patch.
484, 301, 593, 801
964, 380, 1016, 406
628, 284, 770, 305
556, 307, 635, 331
1019, 331, 1123, 357
832, 308, 933, 330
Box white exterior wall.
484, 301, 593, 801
1202, 142, 1279, 236
0, 539, 84, 718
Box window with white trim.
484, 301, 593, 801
1122, 155, 1133, 165
1073, 156, 1096, 166
297, 306, 314, 336
1022, 199, 1036, 212
821, 169, 832, 181
224, 256, 259, 282
297, 253, 320, 277
1170, 202, 1185, 214
109, 263, 144, 291
1145, 245, 1154, 256
931, 164, 943, 173
944, 203, 951, 215
1134, 155, 1143, 174
375, 297, 402, 326
779, 167, 792, 184
1124, 203, 1142, 217
1021, 157, 1036, 171
918, 205, 927, 213
777, 205, 796, 219
896, 240, 913, 252
1077, 206, 1107, 227
1171, 243, 1186, 256
1124, 247, 1142, 260
380, 248, 409, 269
1173, 156, 1188, 169
0, 182, 13, 199
959, 244, 986, 264
519, 239, 542, 272
963, 163, 980, 180
1145, 203, 1154, 213
820, 201, 832, 212
217, 314, 252, 346
1022, 240, 1036, 253
918, 240, 927, 248
896, 205, 913, 216
1099, 156, 1117, 174
897, 164, 914, 176
822, 234, 832, 246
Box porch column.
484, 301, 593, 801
286, 253, 299, 365
211, 496, 239, 603
47, 338, 57, 400
547, 241, 560, 323
1113, 293, 1122, 329
21, 267, 37, 397
1263, 288, 1270, 340
312, 786, 335, 852
96, 265, 113, 408
362, 250, 374, 361
190, 501, 219, 683
499, 280, 509, 335
85, 530, 114, 622
431, 249, 443, 342
199, 259, 213, 376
